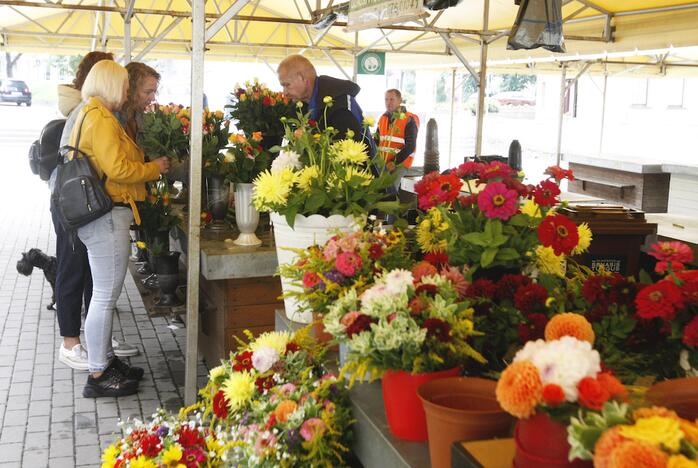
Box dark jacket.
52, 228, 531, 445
307, 75, 376, 158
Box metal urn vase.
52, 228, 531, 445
205, 174, 230, 231
233, 183, 262, 246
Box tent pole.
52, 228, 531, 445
123, 20, 131, 63
556, 64, 567, 166
448, 68, 456, 167
598, 67, 608, 155
185, 0, 204, 406
474, 0, 489, 157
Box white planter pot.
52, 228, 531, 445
233, 183, 262, 246
271, 212, 360, 323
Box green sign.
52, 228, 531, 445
357, 51, 386, 75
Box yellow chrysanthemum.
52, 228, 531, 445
206, 438, 226, 458
619, 416, 684, 452
161, 444, 183, 465
129, 456, 158, 468
297, 165, 320, 192
330, 139, 368, 165
535, 245, 566, 277
572, 222, 593, 255
136, 241, 146, 249
101, 444, 120, 467
668, 455, 698, 468
363, 116, 376, 127
521, 199, 542, 218
209, 365, 226, 380
343, 166, 373, 185
253, 169, 294, 209
250, 331, 291, 354
222, 371, 256, 411
416, 208, 449, 254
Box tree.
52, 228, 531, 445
4, 52, 22, 78
500, 74, 536, 92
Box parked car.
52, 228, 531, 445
0, 79, 32, 106
491, 91, 536, 107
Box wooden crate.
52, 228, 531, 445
198, 275, 283, 367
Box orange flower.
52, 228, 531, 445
411, 261, 438, 283
273, 400, 298, 423
544, 313, 595, 344
597, 372, 628, 401
607, 440, 668, 468
252, 131, 263, 141
594, 426, 629, 468
679, 420, 698, 445
632, 406, 679, 421
495, 360, 542, 419
541, 383, 565, 407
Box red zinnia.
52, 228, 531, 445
412, 261, 438, 282
138, 434, 162, 457
346, 314, 375, 338
423, 318, 451, 342
424, 251, 449, 268
537, 214, 580, 256
577, 376, 610, 410
416, 283, 438, 297
285, 342, 301, 354
212, 390, 229, 419
478, 161, 516, 182
582, 274, 613, 305
495, 274, 532, 301
302, 272, 321, 289
454, 161, 484, 179
335, 251, 363, 277
177, 426, 205, 448
648, 241, 694, 264
182, 447, 206, 468
514, 283, 549, 314
682, 316, 698, 347
517, 313, 548, 342
544, 165, 574, 182
232, 350, 253, 372
465, 279, 497, 299
368, 243, 384, 260
532, 180, 561, 207
255, 375, 275, 392
634, 280, 684, 320
541, 383, 565, 406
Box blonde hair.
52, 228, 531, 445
277, 54, 316, 79
81, 60, 128, 109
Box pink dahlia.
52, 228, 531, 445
300, 418, 327, 442
477, 181, 518, 220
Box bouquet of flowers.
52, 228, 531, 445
567, 405, 698, 466
323, 262, 485, 380
140, 103, 190, 161
225, 132, 270, 184
252, 99, 397, 227
101, 410, 238, 468
226, 79, 295, 139
138, 178, 181, 251
278, 227, 413, 317
414, 163, 590, 275
495, 314, 628, 428
198, 329, 353, 467
202, 109, 232, 178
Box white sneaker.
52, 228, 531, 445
112, 337, 139, 357
58, 344, 89, 371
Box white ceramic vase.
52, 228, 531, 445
233, 183, 262, 246
270, 212, 359, 323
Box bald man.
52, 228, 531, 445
277, 54, 375, 158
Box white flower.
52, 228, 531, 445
514, 336, 600, 401
209, 365, 226, 380
223, 152, 235, 163
270, 149, 301, 174
383, 269, 413, 295
251, 346, 280, 373
360, 283, 389, 308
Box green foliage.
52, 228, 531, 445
226, 79, 296, 137
500, 74, 536, 92
140, 104, 190, 161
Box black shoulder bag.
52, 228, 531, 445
52, 108, 113, 231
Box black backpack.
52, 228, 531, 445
28, 119, 66, 181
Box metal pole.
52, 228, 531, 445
448, 68, 456, 167
123, 20, 131, 63
185, 0, 204, 406
352, 31, 358, 82
556, 65, 568, 165
598, 68, 608, 155
474, 0, 489, 157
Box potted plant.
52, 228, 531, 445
322, 264, 485, 441
226, 79, 295, 150
252, 99, 398, 323
495, 313, 629, 467
225, 131, 270, 246
201, 109, 233, 229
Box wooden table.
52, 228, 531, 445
452, 438, 515, 468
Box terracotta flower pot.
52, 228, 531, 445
418, 377, 513, 468
646, 376, 698, 421
514, 412, 592, 467
381, 367, 461, 442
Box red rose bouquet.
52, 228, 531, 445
226, 79, 294, 139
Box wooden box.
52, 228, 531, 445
560, 205, 657, 277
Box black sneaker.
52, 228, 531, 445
82, 363, 139, 398
111, 356, 145, 381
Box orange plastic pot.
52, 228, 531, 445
646, 376, 698, 421
417, 377, 513, 468
514, 412, 592, 467
381, 367, 460, 441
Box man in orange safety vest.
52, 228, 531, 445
376, 89, 419, 195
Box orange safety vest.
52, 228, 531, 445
377, 111, 420, 168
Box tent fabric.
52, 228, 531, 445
1, 0, 698, 73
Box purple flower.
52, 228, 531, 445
285, 428, 302, 449
323, 269, 346, 285
156, 425, 169, 438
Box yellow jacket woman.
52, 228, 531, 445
70, 96, 161, 224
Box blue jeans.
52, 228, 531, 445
78, 207, 133, 372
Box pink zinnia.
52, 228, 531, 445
300, 418, 327, 442
477, 181, 518, 220
649, 241, 694, 265
335, 252, 362, 277
302, 272, 321, 288
253, 432, 277, 455
182, 448, 206, 468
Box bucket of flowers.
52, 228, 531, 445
252, 99, 398, 323
322, 263, 484, 441
495, 313, 629, 468
140, 103, 190, 162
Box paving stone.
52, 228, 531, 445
51, 406, 74, 423
96, 403, 119, 418
74, 413, 96, 431
26, 415, 51, 433
30, 386, 53, 401
28, 400, 51, 416
0, 427, 24, 444
22, 449, 49, 467
2, 409, 28, 426
52, 392, 74, 408
5, 395, 29, 410
73, 398, 96, 413
98, 417, 120, 436
74, 429, 99, 447
0, 462, 21, 468
48, 456, 75, 467
24, 431, 49, 450
0, 443, 23, 462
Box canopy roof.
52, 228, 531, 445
1, 0, 698, 74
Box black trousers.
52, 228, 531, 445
50, 196, 93, 338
